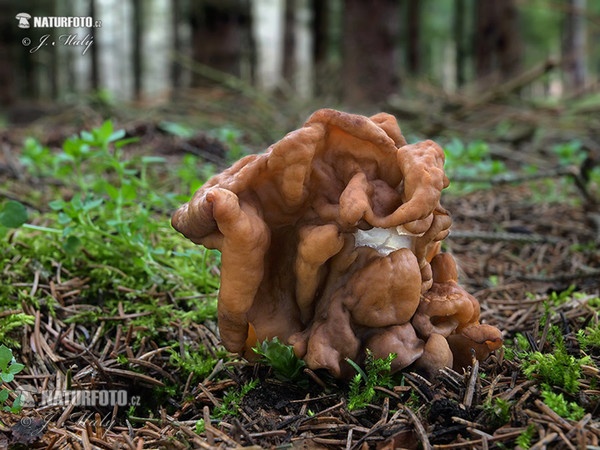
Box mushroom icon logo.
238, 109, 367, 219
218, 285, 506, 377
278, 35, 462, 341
16, 13, 32, 29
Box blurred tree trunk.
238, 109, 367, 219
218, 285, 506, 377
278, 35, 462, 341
89, 0, 99, 91
0, 0, 16, 106
171, 0, 183, 92
562, 0, 586, 92
454, 0, 466, 87
311, 0, 333, 96
475, 0, 521, 82
342, 0, 399, 105
132, 0, 143, 100
283, 0, 296, 84
189, 0, 252, 86
406, 0, 421, 75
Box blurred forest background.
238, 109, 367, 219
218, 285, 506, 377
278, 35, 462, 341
1, 2, 600, 448
1, 0, 599, 131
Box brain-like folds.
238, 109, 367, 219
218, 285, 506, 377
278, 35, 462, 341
172, 109, 502, 378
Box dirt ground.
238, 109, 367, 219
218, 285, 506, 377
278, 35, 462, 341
0, 98, 599, 449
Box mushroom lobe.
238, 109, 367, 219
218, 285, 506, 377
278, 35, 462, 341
171, 108, 503, 378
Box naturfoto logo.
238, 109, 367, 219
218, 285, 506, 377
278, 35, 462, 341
15, 12, 102, 29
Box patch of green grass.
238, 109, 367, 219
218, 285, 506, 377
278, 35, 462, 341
552, 140, 586, 166
522, 326, 590, 394
577, 323, 600, 352
168, 345, 220, 385
214, 379, 258, 418
443, 139, 507, 194
540, 386, 585, 420
482, 397, 512, 427
0, 313, 35, 349
515, 423, 536, 449
1, 120, 220, 349
528, 140, 598, 204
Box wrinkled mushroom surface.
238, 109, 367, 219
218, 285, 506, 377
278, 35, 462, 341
172, 109, 503, 378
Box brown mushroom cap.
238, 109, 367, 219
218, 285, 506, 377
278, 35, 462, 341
171, 108, 502, 378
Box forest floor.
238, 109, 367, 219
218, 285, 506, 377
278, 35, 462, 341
0, 90, 599, 449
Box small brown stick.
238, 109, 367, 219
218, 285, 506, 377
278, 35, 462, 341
248, 430, 288, 439
345, 428, 353, 450
377, 397, 390, 426
463, 357, 479, 407
30, 270, 40, 297
483, 374, 502, 404
452, 417, 483, 429
297, 393, 310, 416
547, 422, 577, 450
126, 358, 177, 384
98, 312, 153, 321
100, 367, 164, 386
0, 309, 23, 318
534, 399, 572, 429
374, 385, 402, 400
182, 372, 194, 399
403, 406, 431, 450
204, 422, 240, 447
303, 400, 345, 422
303, 367, 327, 389
529, 432, 559, 450
81, 426, 92, 450
203, 406, 213, 446
500, 380, 537, 402
537, 312, 552, 351
169, 420, 215, 449
467, 428, 490, 450
231, 418, 254, 446
197, 383, 221, 408
112, 324, 122, 355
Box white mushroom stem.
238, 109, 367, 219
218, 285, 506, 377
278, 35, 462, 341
354, 225, 423, 256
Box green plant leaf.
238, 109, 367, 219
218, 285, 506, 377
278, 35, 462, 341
253, 337, 306, 383
8, 362, 24, 375
0, 201, 28, 228
10, 393, 23, 413
1, 372, 14, 383
141, 156, 167, 164
48, 199, 65, 211
0, 345, 13, 371
63, 235, 81, 253
159, 121, 195, 138
107, 129, 126, 143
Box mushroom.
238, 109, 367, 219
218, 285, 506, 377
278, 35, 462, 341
412, 253, 504, 373
172, 108, 502, 378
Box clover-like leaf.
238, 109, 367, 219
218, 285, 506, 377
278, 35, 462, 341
0, 201, 27, 228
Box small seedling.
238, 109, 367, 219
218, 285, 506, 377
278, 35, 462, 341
0, 345, 25, 413
345, 350, 396, 411
253, 337, 306, 384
